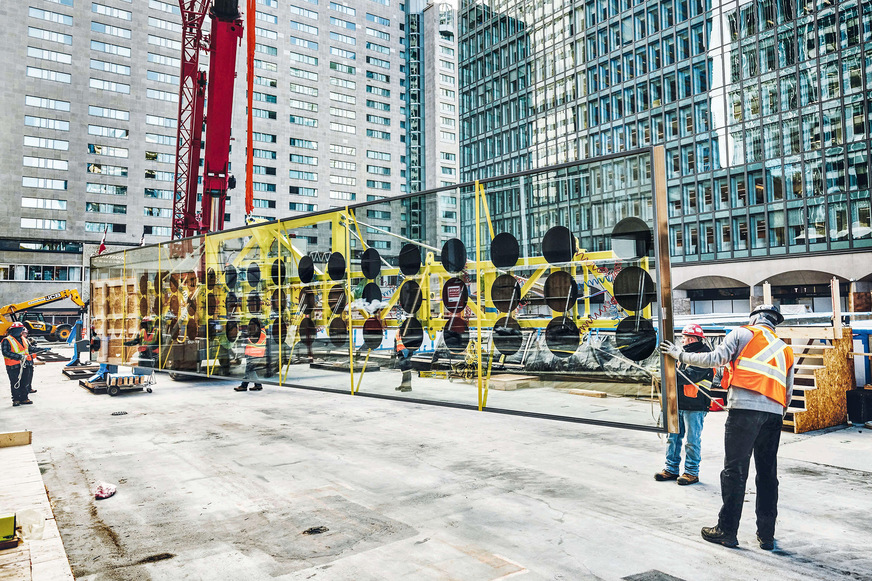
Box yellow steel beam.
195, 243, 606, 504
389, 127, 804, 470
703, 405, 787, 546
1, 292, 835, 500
478, 181, 495, 241
475, 180, 484, 411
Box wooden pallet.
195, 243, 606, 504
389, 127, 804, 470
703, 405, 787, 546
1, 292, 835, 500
62, 365, 100, 380
488, 374, 537, 391
36, 351, 70, 363
79, 378, 107, 393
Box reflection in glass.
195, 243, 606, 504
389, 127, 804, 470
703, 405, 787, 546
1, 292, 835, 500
90, 151, 673, 432
440, 238, 466, 272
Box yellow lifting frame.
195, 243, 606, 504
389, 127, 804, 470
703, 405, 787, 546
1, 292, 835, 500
139, 201, 656, 388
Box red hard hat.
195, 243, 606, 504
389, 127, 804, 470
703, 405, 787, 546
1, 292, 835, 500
9, 322, 25, 329
681, 323, 705, 338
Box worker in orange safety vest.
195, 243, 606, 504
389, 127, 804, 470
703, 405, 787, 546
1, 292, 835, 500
123, 318, 158, 367
395, 327, 412, 392
660, 304, 794, 551
236, 318, 266, 392
654, 323, 714, 486
3, 323, 48, 406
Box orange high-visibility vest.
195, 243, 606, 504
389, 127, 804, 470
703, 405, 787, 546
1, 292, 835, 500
721, 325, 793, 407
245, 330, 266, 357
395, 330, 405, 352
683, 377, 713, 398
3, 336, 31, 367
139, 331, 155, 352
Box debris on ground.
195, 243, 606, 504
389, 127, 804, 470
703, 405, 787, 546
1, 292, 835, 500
95, 483, 117, 500
302, 526, 328, 535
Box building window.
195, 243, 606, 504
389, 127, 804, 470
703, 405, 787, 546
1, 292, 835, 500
21, 218, 66, 230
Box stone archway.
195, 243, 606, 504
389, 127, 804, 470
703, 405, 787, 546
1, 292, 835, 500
673, 276, 749, 316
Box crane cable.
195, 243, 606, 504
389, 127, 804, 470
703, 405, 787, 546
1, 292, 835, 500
244, 0, 255, 216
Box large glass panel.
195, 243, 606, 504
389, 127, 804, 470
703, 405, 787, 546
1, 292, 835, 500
807, 199, 828, 248
769, 210, 786, 247
847, 149, 869, 190
788, 206, 805, 247
716, 217, 732, 252
851, 191, 871, 240
829, 195, 849, 247
90, 151, 676, 432
750, 210, 767, 253
732, 214, 749, 250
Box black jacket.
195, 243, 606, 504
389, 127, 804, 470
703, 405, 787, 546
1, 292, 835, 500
677, 340, 714, 411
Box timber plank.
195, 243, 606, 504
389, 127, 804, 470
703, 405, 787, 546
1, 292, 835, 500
0, 432, 32, 448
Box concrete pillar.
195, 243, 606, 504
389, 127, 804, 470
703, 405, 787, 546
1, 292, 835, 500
850, 281, 872, 313
750, 285, 765, 309
672, 289, 691, 316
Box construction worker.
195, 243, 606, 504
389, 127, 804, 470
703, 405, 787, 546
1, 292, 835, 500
654, 323, 714, 486
89, 324, 101, 356
3, 323, 48, 406
236, 318, 265, 391
660, 304, 794, 550
123, 318, 157, 367
395, 327, 412, 392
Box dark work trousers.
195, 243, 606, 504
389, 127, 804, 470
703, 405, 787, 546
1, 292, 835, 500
6, 364, 32, 403
240, 357, 264, 388
718, 408, 783, 539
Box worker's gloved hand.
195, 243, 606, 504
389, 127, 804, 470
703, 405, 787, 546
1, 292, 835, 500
659, 340, 683, 362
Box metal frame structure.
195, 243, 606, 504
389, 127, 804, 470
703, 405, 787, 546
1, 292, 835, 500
93, 148, 677, 432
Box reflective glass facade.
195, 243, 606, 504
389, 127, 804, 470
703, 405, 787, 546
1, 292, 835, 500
458, 0, 872, 264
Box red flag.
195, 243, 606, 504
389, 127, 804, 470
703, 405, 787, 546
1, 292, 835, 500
97, 224, 108, 254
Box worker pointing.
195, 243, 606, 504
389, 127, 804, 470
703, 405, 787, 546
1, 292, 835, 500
660, 304, 794, 551
3, 322, 49, 407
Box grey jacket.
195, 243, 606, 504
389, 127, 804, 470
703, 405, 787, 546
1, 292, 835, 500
678, 324, 794, 416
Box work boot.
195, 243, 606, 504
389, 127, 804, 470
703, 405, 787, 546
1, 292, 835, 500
20, 399, 33, 405
12, 401, 20, 407
654, 469, 679, 481
757, 534, 775, 550
250, 385, 263, 391
677, 473, 699, 485
234, 385, 247, 392
701, 526, 738, 548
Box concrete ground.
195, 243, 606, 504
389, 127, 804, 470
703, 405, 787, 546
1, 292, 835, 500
2, 354, 871, 581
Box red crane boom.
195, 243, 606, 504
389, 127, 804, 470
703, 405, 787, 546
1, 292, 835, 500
172, 0, 243, 239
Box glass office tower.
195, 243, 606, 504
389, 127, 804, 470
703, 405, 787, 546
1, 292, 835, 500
458, 0, 872, 312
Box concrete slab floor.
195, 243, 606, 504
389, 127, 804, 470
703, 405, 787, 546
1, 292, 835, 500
1, 358, 871, 581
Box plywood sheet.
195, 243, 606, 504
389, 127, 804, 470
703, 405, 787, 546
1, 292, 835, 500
794, 328, 853, 433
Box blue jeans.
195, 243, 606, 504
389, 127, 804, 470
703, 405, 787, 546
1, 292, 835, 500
665, 410, 707, 476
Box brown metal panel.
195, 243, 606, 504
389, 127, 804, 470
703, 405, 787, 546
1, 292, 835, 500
651, 146, 679, 434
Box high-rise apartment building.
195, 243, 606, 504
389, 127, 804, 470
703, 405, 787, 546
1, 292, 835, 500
458, 0, 872, 313
0, 0, 459, 316
407, 1, 461, 245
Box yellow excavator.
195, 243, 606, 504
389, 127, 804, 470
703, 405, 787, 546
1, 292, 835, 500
0, 289, 85, 341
